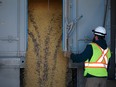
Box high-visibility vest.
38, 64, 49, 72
84, 43, 111, 77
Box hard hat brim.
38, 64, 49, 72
92, 30, 106, 36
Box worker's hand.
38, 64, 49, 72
63, 51, 71, 58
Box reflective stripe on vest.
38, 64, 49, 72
85, 63, 107, 68
85, 43, 109, 69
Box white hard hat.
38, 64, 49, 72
92, 26, 106, 36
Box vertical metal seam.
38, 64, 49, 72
17, 0, 20, 57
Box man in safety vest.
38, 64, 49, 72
65, 26, 111, 87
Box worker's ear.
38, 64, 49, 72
95, 35, 99, 40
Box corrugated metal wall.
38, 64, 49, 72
24, 0, 68, 87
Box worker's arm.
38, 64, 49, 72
70, 44, 93, 63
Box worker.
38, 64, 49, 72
65, 26, 111, 87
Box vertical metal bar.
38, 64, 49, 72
72, 68, 77, 87
70, 0, 78, 53
25, 0, 28, 52
103, 0, 109, 27
17, 0, 20, 57
63, 0, 68, 52
108, 0, 116, 80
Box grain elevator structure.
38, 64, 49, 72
0, 0, 116, 87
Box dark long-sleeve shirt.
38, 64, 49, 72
70, 39, 107, 63
71, 45, 92, 63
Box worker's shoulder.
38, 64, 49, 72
85, 43, 93, 49
88, 42, 98, 46
88, 42, 94, 46
87, 42, 95, 49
